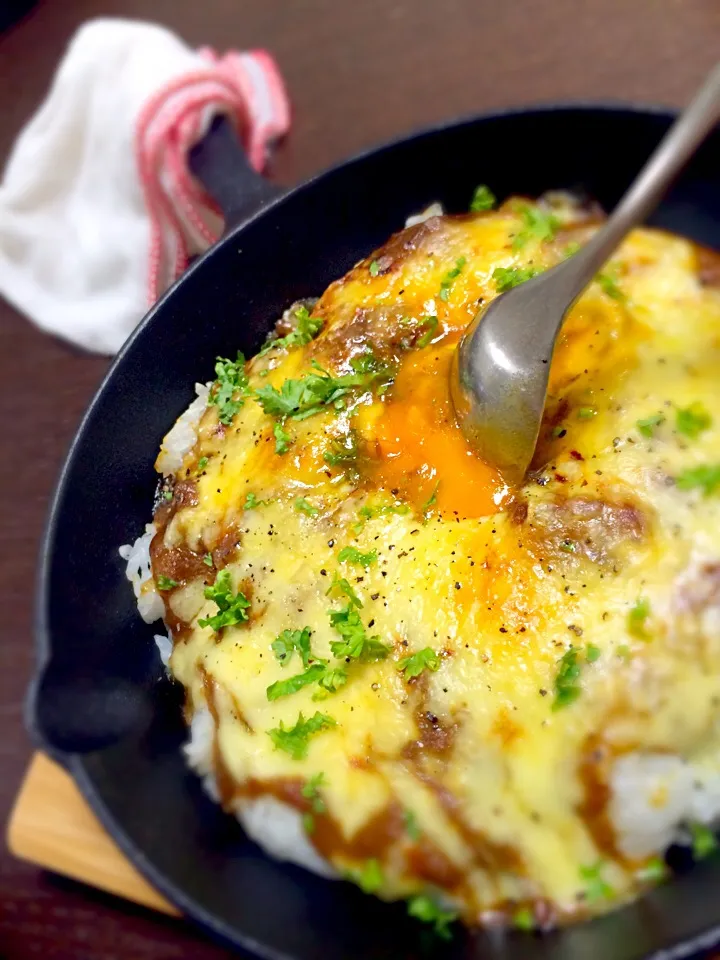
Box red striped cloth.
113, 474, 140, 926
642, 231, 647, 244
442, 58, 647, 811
0, 20, 291, 353
137, 46, 290, 303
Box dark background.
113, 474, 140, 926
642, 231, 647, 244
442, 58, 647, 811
1, 1, 719, 957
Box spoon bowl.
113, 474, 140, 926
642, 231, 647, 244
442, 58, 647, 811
451, 254, 593, 482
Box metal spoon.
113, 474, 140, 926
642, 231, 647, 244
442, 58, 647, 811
451, 62, 720, 484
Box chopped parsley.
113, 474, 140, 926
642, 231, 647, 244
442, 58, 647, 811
259, 304, 323, 355
407, 894, 457, 940
403, 810, 421, 841
637, 412, 665, 438
156, 575, 178, 591
338, 546, 377, 567
203, 553, 213, 567
676, 464, 720, 496
352, 352, 395, 396
301, 775, 326, 833
553, 647, 582, 710
324, 432, 359, 469
399, 647, 441, 679
357, 859, 383, 894
198, 569, 250, 631
469, 184, 496, 212
328, 604, 391, 661
596, 269, 625, 301
577, 406, 597, 419
349, 350, 391, 377
353, 500, 409, 533
197, 456, 208, 470
369, 259, 380, 277
635, 857, 667, 883
616, 643, 631, 660
244, 492, 271, 509
163, 489, 173, 502
438, 257, 466, 302
512, 204, 560, 251
585, 643, 601, 663
267, 664, 327, 701
273, 421, 291, 454
676, 402, 712, 439
302, 772, 326, 808
209, 353, 249, 425
268, 712, 337, 760
552, 645, 601, 709
580, 861, 614, 902
421, 481, 440, 520
416, 314, 439, 349
559, 539, 577, 553
492, 265, 538, 293
254, 372, 341, 419
326, 573, 363, 608
564, 240, 581, 258
272, 627, 313, 668
295, 497, 319, 517
512, 906, 535, 931
254, 359, 390, 422
627, 597, 651, 639
690, 822, 717, 860
316, 666, 348, 695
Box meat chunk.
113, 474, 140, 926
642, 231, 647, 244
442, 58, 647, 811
532, 494, 649, 564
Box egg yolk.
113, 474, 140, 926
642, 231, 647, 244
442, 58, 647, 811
366, 343, 508, 519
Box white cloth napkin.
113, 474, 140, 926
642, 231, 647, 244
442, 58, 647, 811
0, 18, 290, 353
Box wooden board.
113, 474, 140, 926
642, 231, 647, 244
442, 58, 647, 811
6, 752, 178, 916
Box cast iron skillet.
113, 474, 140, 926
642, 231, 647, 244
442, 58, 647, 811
27, 105, 720, 960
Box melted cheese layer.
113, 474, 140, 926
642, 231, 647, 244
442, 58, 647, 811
151, 202, 720, 927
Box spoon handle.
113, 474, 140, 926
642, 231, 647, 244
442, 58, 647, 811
567, 61, 720, 296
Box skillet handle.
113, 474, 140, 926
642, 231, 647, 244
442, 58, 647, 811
27, 660, 155, 770
189, 115, 284, 230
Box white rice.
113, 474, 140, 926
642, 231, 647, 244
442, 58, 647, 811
183, 706, 218, 790
118, 523, 163, 624
156, 382, 209, 477
610, 752, 720, 859
184, 706, 335, 878
153, 629, 173, 668
120, 382, 210, 647
405, 201, 444, 228
237, 796, 337, 878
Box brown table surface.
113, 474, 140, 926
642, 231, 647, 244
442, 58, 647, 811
2, 1, 720, 957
